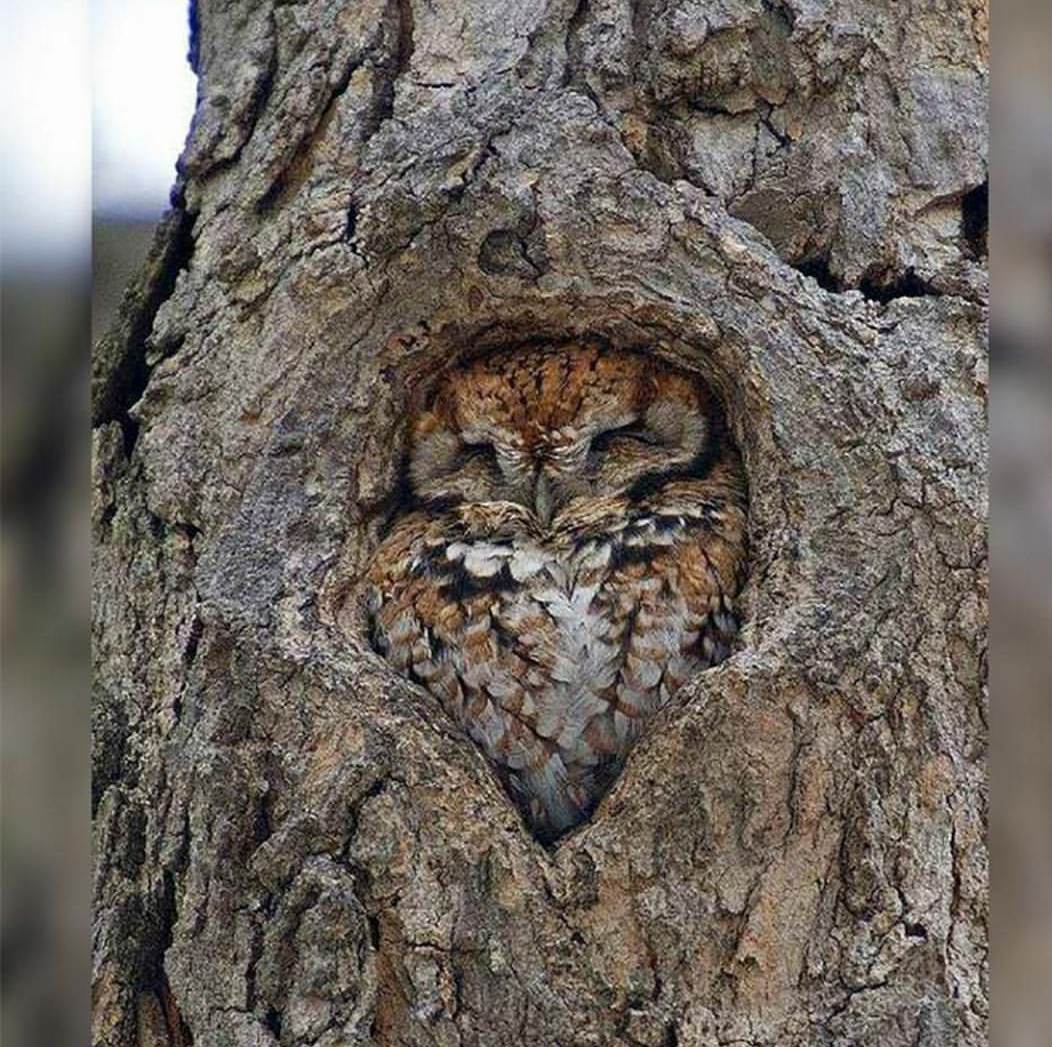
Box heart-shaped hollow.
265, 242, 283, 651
362, 340, 748, 842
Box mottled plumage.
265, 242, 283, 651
366, 342, 747, 840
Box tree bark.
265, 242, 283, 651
92, 1, 988, 1045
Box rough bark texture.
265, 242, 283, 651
92, 1, 988, 1045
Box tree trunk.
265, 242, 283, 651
92, 1, 988, 1044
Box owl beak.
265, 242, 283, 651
533, 472, 554, 528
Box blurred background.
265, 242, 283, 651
0, 0, 1043, 1045
992, 3, 1052, 1045
93, 0, 197, 337
1, 1, 195, 1044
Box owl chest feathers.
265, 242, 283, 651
367, 500, 740, 835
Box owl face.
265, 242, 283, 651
408, 344, 713, 526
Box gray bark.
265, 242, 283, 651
92, 1, 988, 1044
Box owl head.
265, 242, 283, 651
406, 343, 718, 525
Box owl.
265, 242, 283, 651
365, 342, 747, 841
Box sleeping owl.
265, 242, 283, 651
365, 342, 747, 841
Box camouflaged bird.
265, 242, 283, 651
366, 342, 747, 841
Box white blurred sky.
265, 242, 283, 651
1, 0, 196, 270
92, 0, 197, 217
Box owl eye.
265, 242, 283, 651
590, 421, 658, 454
